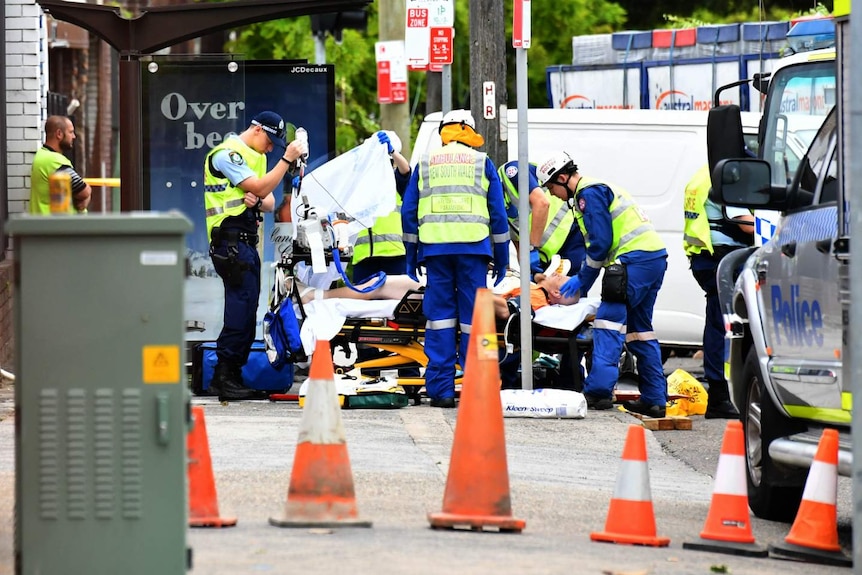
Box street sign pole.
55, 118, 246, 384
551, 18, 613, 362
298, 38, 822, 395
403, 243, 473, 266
514, 0, 532, 390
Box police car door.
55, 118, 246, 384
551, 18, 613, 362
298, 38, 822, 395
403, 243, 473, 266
759, 111, 843, 421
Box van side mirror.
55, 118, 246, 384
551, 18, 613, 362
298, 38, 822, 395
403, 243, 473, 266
710, 159, 784, 208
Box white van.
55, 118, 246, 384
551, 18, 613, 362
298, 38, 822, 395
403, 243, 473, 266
412, 108, 761, 356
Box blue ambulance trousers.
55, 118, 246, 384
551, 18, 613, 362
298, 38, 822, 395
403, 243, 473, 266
422, 254, 489, 400
584, 256, 668, 407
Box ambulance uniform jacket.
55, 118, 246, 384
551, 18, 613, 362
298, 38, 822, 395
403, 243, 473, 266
401, 141, 510, 401
203, 135, 266, 369
573, 177, 668, 408
498, 161, 585, 272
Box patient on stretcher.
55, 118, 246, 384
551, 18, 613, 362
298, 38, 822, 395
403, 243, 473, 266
291, 257, 579, 319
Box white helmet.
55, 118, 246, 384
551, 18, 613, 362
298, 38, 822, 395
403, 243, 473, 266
439, 109, 477, 133
536, 151, 576, 187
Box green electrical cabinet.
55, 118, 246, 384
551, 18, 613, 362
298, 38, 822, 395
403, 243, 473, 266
9, 212, 192, 575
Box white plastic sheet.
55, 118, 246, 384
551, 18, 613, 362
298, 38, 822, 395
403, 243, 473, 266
297, 137, 397, 245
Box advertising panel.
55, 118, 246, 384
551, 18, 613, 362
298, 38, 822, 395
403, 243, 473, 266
142, 57, 336, 341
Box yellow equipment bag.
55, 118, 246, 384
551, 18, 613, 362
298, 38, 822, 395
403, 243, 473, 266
666, 368, 708, 416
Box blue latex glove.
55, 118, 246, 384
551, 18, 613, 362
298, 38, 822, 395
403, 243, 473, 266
291, 176, 301, 189
492, 242, 509, 287
377, 131, 394, 155
406, 245, 420, 282
560, 275, 582, 299
529, 248, 543, 275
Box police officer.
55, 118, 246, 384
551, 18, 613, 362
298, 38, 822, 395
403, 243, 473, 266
537, 151, 668, 417
402, 109, 509, 407
683, 164, 753, 419
204, 111, 308, 401
352, 131, 420, 380
497, 160, 587, 390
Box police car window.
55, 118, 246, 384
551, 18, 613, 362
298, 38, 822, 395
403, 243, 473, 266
817, 147, 838, 204
795, 110, 836, 206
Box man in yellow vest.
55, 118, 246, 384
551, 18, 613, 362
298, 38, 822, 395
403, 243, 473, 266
402, 109, 510, 407
351, 130, 420, 379
203, 111, 307, 401
683, 164, 753, 419
30, 115, 91, 214
538, 151, 668, 417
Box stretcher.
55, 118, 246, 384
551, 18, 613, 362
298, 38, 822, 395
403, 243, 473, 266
295, 287, 600, 398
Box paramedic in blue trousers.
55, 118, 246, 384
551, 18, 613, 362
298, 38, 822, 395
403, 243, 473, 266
537, 151, 669, 417
497, 160, 586, 389
204, 111, 308, 402
351, 131, 420, 380
683, 164, 753, 419
402, 109, 510, 408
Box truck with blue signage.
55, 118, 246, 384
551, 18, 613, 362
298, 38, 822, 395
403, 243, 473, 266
704, 12, 844, 521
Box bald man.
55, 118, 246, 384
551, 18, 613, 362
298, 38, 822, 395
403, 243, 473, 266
30, 115, 91, 214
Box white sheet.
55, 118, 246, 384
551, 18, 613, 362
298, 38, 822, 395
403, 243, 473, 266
298, 295, 599, 354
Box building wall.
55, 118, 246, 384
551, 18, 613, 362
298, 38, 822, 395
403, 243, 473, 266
7, 0, 46, 216
4, 0, 45, 371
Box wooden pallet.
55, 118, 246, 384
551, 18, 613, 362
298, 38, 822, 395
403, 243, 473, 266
623, 410, 692, 430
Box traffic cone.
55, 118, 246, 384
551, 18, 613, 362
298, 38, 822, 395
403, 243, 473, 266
768, 429, 851, 567
269, 338, 372, 528
187, 406, 237, 527
590, 424, 670, 546
682, 421, 767, 556
428, 288, 526, 533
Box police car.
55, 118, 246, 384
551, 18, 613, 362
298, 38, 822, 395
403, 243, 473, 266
707, 21, 845, 522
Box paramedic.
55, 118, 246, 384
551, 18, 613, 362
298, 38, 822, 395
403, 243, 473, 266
204, 111, 308, 401
352, 131, 419, 379
538, 151, 668, 418
498, 161, 587, 390
30, 115, 91, 214
683, 164, 753, 419
497, 160, 585, 275
402, 109, 509, 408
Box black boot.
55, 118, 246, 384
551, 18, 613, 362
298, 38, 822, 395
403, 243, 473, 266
705, 379, 740, 419
211, 363, 255, 401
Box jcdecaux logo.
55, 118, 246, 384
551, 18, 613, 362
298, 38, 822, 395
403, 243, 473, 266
771, 284, 823, 347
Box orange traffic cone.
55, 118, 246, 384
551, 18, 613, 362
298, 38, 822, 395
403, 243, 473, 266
682, 421, 767, 556
187, 406, 237, 527
269, 338, 372, 528
428, 288, 526, 533
591, 424, 669, 546
768, 429, 851, 567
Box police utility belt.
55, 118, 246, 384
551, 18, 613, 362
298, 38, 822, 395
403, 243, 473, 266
211, 227, 258, 248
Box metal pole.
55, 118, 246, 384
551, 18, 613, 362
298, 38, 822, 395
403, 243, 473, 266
515, 46, 532, 390
119, 53, 143, 211
441, 64, 452, 115
314, 35, 326, 65
847, 2, 861, 570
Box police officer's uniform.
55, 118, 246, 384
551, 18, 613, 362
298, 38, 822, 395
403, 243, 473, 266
204, 135, 266, 387
683, 164, 750, 418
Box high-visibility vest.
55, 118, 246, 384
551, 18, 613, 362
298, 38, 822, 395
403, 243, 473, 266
497, 163, 575, 261
682, 164, 713, 256
30, 146, 74, 215
575, 176, 664, 266
416, 142, 490, 244
352, 196, 406, 263
203, 136, 266, 240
